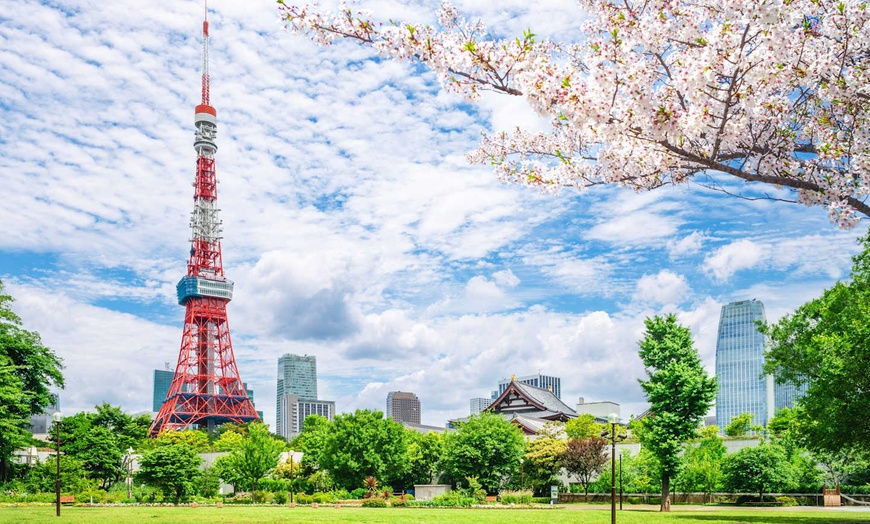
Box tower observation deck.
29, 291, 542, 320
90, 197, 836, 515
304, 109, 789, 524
149, 6, 259, 436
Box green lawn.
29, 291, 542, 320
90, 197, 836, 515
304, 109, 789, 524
1, 505, 869, 524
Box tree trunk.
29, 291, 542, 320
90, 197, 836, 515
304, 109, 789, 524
660, 472, 671, 512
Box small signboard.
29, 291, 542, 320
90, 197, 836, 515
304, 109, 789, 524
550, 485, 558, 505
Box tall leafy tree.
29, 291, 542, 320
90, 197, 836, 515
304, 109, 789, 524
442, 412, 524, 494
219, 422, 284, 503
561, 437, 608, 500
637, 314, 717, 512
762, 233, 870, 455
136, 444, 202, 504
317, 409, 409, 491
0, 281, 64, 480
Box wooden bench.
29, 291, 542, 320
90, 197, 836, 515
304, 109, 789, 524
59, 496, 75, 504
485, 496, 497, 503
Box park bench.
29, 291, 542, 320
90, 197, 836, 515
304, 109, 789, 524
59, 496, 75, 504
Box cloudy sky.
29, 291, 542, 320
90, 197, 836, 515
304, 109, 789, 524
2, 0, 865, 430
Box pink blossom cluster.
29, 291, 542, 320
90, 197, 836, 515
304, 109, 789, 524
280, 0, 870, 228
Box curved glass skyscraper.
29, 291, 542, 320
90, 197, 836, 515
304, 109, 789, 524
715, 299, 806, 432
715, 299, 773, 431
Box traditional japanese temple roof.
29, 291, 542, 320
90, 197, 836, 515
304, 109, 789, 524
481, 379, 579, 434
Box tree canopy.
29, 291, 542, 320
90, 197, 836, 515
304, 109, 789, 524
762, 232, 870, 455
281, 0, 870, 228
442, 412, 524, 494
136, 444, 202, 504
561, 437, 608, 499
0, 280, 64, 480
316, 409, 409, 491
216, 422, 284, 502
637, 314, 717, 511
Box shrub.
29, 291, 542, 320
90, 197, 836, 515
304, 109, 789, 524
226, 492, 252, 504
403, 493, 414, 501
498, 489, 533, 504
430, 491, 476, 507
532, 496, 550, 504
76, 488, 108, 504
273, 491, 288, 505
362, 498, 387, 507
390, 498, 407, 507
350, 488, 367, 500
296, 493, 313, 504
312, 491, 335, 504
776, 496, 798, 507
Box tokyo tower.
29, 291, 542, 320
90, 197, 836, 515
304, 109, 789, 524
150, 5, 259, 436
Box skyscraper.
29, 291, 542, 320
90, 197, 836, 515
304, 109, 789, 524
498, 373, 561, 399
716, 299, 770, 431
386, 391, 421, 424
715, 299, 805, 432
276, 354, 321, 438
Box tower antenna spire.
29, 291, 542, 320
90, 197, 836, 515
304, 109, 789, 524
201, 0, 210, 106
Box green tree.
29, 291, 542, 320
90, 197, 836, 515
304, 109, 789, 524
219, 422, 283, 503
152, 429, 211, 452
403, 430, 444, 486
674, 426, 726, 502
565, 414, 603, 441
0, 281, 64, 480
722, 444, 790, 500
25, 455, 90, 495
52, 404, 150, 489
522, 434, 566, 496
724, 412, 760, 438
136, 444, 202, 504
762, 233, 870, 455
637, 314, 717, 512
442, 412, 524, 494
318, 409, 409, 491
561, 437, 608, 500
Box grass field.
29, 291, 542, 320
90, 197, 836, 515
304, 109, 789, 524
1, 505, 869, 524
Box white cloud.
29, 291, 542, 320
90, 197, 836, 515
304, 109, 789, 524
633, 270, 691, 305
704, 240, 769, 281
668, 231, 706, 258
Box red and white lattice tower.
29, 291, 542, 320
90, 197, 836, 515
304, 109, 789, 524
150, 6, 259, 436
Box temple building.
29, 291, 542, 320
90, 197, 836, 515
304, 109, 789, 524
484, 378, 578, 435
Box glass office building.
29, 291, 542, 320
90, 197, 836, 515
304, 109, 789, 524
276, 354, 318, 436
715, 300, 772, 431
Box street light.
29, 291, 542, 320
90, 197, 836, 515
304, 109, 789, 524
601, 413, 627, 524
52, 412, 63, 517
126, 447, 134, 500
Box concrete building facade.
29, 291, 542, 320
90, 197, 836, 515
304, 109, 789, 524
386, 391, 421, 424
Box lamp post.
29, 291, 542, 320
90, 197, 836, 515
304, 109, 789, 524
126, 447, 134, 500
52, 412, 62, 517
601, 413, 627, 524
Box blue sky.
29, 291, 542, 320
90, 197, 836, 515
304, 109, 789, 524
1, 0, 864, 430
